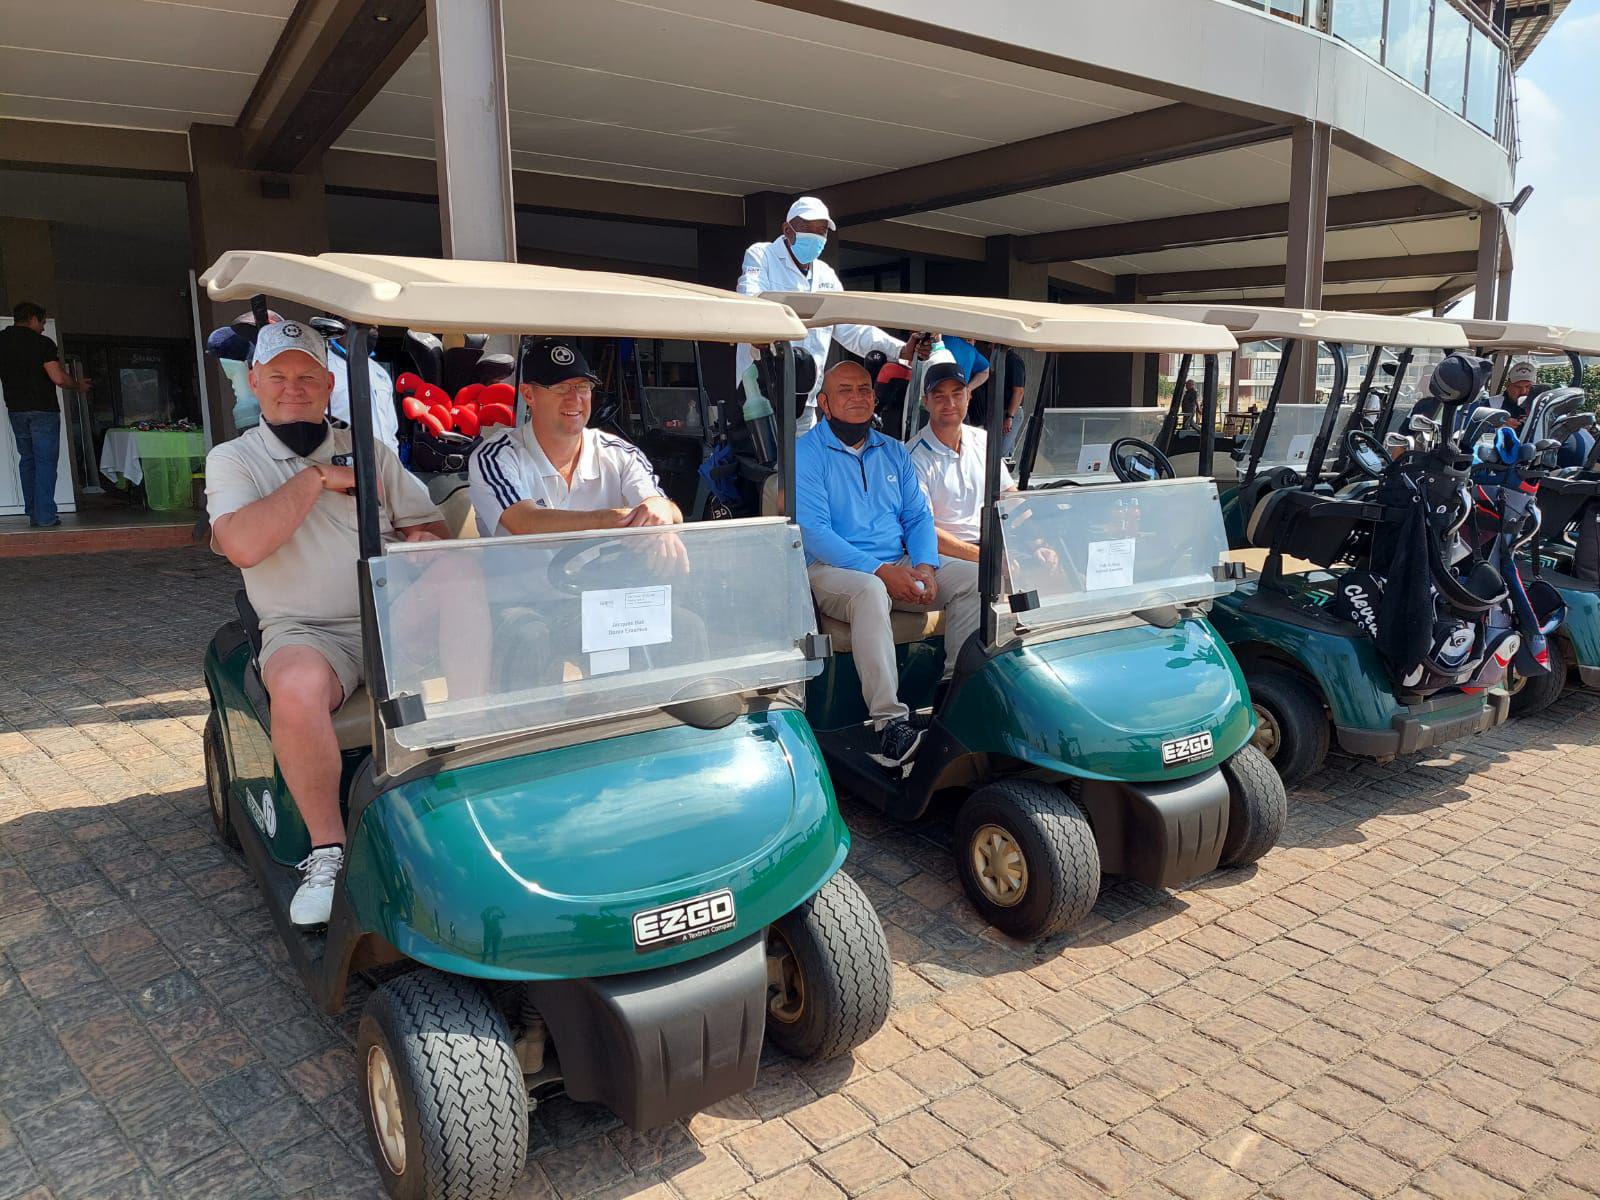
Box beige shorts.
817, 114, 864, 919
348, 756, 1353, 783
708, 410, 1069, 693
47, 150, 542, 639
259, 618, 365, 703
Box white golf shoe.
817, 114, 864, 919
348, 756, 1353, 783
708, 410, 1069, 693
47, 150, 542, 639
290, 846, 344, 927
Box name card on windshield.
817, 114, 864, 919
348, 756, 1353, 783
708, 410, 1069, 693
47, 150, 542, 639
1086, 538, 1135, 591
582, 584, 674, 662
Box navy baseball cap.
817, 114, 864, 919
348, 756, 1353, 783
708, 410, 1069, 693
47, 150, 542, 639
521, 339, 600, 387
922, 359, 967, 395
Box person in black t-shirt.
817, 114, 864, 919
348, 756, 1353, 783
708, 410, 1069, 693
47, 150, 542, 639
0, 301, 90, 527
964, 343, 1028, 457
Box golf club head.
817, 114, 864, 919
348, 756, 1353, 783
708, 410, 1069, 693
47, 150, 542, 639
1549, 412, 1595, 442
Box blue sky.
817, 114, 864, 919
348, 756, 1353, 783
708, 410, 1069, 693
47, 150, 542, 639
1496, 0, 1600, 326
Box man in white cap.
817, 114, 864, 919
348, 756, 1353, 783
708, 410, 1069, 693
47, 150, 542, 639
205, 320, 452, 927
736, 195, 923, 433
1491, 360, 1539, 425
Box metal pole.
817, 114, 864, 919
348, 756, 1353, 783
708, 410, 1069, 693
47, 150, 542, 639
1156, 353, 1191, 451
780, 349, 796, 519
1014, 352, 1056, 491
1374, 347, 1414, 436
428, 0, 517, 264
1304, 341, 1348, 484
1199, 355, 1218, 479
1242, 340, 1296, 487
345, 326, 383, 560
978, 350, 1009, 649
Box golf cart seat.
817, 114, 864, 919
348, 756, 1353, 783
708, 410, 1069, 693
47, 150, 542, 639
234, 590, 375, 751
434, 479, 480, 539
1246, 488, 1372, 566
760, 473, 783, 517
817, 610, 947, 653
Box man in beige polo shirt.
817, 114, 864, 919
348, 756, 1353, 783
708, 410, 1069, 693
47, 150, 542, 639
206, 321, 447, 926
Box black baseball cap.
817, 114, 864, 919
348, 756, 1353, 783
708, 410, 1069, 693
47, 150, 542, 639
521, 339, 601, 387
922, 359, 967, 395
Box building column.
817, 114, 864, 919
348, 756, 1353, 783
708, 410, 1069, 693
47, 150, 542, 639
1495, 263, 1512, 321
428, 0, 516, 262
0, 219, 58, 315
187, 124, 329, 440
1284, 122, 1331, 404
1475, 204, 1503, 320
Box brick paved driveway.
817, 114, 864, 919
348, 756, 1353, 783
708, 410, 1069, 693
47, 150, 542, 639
2, 548, 1598, 1200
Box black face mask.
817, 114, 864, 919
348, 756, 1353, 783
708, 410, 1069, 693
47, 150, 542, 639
827, 415, 873, 446
266, 419, 330, 458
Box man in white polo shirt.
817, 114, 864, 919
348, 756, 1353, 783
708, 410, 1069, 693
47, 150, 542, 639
910, 351, 1015, 563
735, 196, 923, 434
206, 321, 449, 927
469, 339, 681, 535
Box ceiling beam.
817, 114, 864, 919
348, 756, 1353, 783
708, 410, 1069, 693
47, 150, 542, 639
0, 118, 190, 179
836, 220, 986, 263
322, 148, 745, 228
1015, 186, 1470, 263
1138, 251, 1479, 297
817, 104, 1282, 226
1228, 289, 1439, 314
237, 0, 427, 175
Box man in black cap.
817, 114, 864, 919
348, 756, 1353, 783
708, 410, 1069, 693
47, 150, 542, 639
469, 339, 680, 536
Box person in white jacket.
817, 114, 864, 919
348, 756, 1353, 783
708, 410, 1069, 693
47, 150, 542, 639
736, 196, 921, 433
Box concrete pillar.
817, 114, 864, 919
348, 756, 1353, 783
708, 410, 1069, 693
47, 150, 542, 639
1284, 122, 1331, 406
0, 219, 58, 315
1494, 262, 1512, 321
981, 235, 1048, 301
187, 124, 329, 440
428, 0, 516, 262
1474, 205, 1503, 320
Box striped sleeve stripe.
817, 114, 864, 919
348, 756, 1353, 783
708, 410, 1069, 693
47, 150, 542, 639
474, 437, 521, 510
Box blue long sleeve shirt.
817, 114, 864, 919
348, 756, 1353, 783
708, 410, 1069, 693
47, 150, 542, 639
795, 421, 938, 574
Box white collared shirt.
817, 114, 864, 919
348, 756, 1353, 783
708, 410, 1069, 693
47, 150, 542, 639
328, 353, 399, 452
909, 423, 1014, 545
734, 236, 905, 410
468, 422, 663, 536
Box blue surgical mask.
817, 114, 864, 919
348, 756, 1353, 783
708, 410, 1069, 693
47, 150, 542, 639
790, 232, 827, 265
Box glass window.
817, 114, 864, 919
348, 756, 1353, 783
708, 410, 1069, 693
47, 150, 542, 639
1386, 0, 1432, 89
999, 478, 1234, 633
1430, 2, 1470, 114
1466, 25, 1502, 133
368, 518, 821, 751
1331, 0, 1385, 59
1031, 408, 1168, 482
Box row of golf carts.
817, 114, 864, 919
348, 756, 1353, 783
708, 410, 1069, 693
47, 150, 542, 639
196, 252, 1597, 1199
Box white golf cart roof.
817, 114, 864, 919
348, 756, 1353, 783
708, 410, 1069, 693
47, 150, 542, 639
1109, 303, 1467, 350
1421, 317, 1600, 357
766, 292, 1238, 354
201, 251, 809, 343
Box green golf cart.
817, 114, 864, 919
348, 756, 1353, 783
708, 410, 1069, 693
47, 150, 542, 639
1423, 318, 1600, 717
762, 291, 1285, 941
1112, 304, 1510, 784
198, 252, 892, 1200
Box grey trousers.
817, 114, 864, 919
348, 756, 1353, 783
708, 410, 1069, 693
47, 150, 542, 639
808, 556, 981, 727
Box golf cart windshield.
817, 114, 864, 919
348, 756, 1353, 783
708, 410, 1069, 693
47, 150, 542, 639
1032, 408, 1168, 481
1257, 403, 1355, 470
998, 477, 1233, 633
366, 518, 819, 751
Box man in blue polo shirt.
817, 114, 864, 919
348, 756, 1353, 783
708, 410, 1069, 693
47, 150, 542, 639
797, 361, 981, 766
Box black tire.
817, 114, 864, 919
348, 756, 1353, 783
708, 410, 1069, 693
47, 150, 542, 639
356, 971, 528, 1200
1219, 744, 1288, 867
954, 780, 1100, 940
1509, 638, 1567, 719
203, 712, 240, 850
767, 870, 892, 1061
1246, 670, 1329, 786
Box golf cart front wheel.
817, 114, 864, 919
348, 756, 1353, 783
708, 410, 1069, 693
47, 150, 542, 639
955, 781, 1099, 939
356, 971, 528, 1200
766, 870, 892, 1061
1219, 744, 1287, 868
1247, 671, 1328, 786
203, 713, 239, 850
1509, 639, 1567, 718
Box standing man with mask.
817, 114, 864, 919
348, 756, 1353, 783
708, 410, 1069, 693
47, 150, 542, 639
736, 197, 923, 433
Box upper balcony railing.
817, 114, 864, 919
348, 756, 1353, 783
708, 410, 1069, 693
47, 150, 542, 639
1227, 0, 1517, 154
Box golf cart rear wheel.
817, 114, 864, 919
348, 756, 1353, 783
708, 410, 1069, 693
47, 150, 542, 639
1219, 744, 1288, 868
356, 971, 528, 1200
955, 781, 1099, 940
203, 713, 239, 850
766, 870, 892, 1061
1509, 639, 1567, 718
1247, 671, 1328, 786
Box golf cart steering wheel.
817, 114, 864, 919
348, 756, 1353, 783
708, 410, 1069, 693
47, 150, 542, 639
547, 538, 640, 595
1344, 429, 1390, 479
1108, 438, 1174, 483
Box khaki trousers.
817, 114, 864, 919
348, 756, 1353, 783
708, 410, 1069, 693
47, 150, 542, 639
808, 556, 981, 727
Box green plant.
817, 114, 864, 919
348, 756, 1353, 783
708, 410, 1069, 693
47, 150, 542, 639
1536, 363, 1600, 411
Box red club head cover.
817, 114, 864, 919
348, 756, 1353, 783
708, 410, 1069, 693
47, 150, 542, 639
480, 382, 516, 406
453, 408, 480, 438
455, 383, 484, 408
479, 402, 515, 428
401, 395, 429, 421
419, 410, 447, 437
394, 372, 425, 397
428, 402, 454, 432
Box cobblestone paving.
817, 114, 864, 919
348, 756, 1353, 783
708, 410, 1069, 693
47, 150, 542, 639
2, 548, 1599, 1200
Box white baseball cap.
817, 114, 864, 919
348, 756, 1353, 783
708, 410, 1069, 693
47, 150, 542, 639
786, 196, 836, 231
1507, 360, 1538, 384
252, 320, 328, 368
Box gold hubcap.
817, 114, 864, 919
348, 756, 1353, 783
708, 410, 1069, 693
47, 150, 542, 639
766, 929, 805, 1024
1251, 704, 1281, 759
971, 824, 1028, 906
366, 1044, 407, 1177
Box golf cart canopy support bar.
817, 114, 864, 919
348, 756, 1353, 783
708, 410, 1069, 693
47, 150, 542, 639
201, 252, 809, 343
1107, 304, 1469, 351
